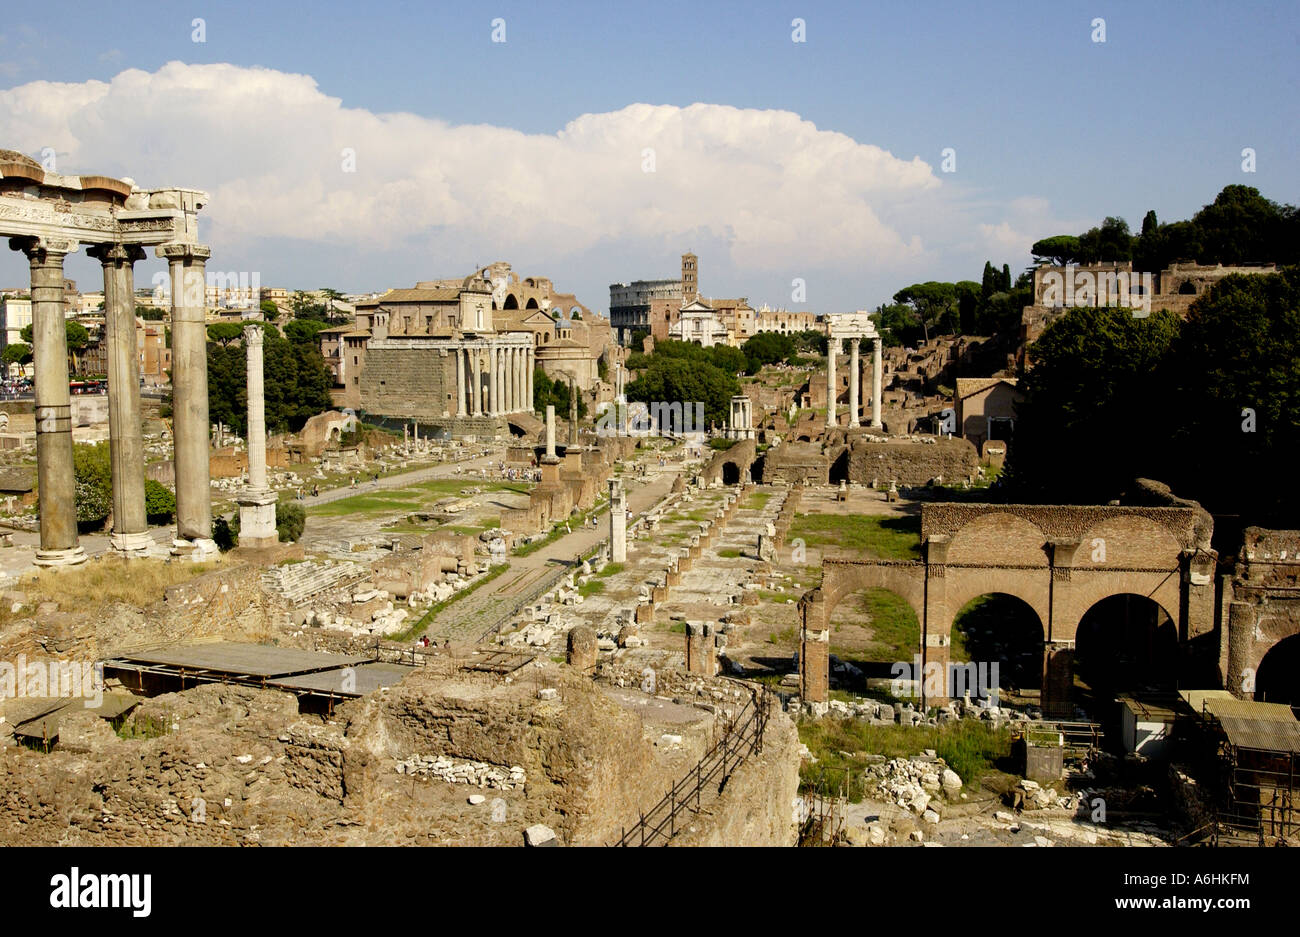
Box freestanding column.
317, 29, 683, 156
825, 337, 838, 428
16, 237, 86, 566
848, 339, 861, 428
91, 243, 150, 557
236, 325, 278, 549
871, 337, 883, 429
455, 347, 467, 417
161, 243, 215, 557
609, 478, 627, 562
569, 377, 579, 445
526, 347, 534, 412
545, 404, 557, 460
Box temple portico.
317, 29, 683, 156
1, 150, 212, 563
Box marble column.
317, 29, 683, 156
609, 478, 627, 562
91, 243, 150, 557
545, 404, 557, 459
871, 337, 883, 429
469, 348, 481, 416
455, 347, 466, 417
161, 243, 215, 556
825, 337, 838, 428
488, 345, 499, 416
513, 347, 522, 412
848, 338, 861, 428
15, 237, 85, 566
526, 348, 534, 412
236, 325, 278, 549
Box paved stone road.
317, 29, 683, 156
420, 468, 684, 643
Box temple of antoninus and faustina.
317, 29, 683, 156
0, 149, 214, 565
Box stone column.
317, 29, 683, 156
609, 478, 627, 562
455, 347, 467, 417
91, 243, 150, 557
526, 347, 534, 412
848, 338, 861, 428
161, 243, 215, 556
871, 337, 883, 429
508, 346, 517, 412
469, 348, 481, 416
545, 404, 557, 460
488, 344, 499, 416
825, 337, 837, 428
568, 376, 579, 446
15, 237, 85, 566
235, 325, 278, 549
514, 347, 523, 412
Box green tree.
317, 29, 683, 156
1166, 266, 1300, 523
72, 441, 113, 526
1076, 216, 1134, 263
136, 306, 167, 320
893, 282, 958, 342
1005, 306, 1182, 504
742, 332, 796, 369
284, 318, 326, 344
206, 322, 245, 347
1030, 235, 1083, 266
144, 479, 176, 523
259, 299, 280, 321
2, 342, 31, 376
276, 501, 306, 542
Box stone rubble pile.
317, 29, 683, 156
865, 753, 965, 816
395, 755, 527, 790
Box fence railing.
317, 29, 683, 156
614, 685, 771, 847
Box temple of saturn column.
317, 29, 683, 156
0, 151, 214, 563
825, 311, 883, 431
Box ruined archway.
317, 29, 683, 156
950, 593, 1044, 695
826, 586, 923, 692
503, 293, 519, 309
1256, 633, 1300, 708
1074, 594, 1178, 705
721, 461, 741, 485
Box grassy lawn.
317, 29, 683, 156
307, 479, 531, 519
798, 718, 1013, 802
790, 513, 921, 560
743, 491, 772, 510
578, 580, 606, 598
833, 587, 921, 662
716, 547, 743, 558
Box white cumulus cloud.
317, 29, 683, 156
0, 62, 1063, 306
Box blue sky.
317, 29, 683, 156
1, 0, 1296, 312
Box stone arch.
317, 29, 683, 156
941, 570, 1051, 646
503, 293, 519, 309
1073, 593, 1179, 701
1072, 514, 1184, 569
818, 560, 927, 631
1178, 280, 1198, 295
525, 297, 539, 309
946, 512, 1049, 567
721, 461, 741, 485
1255, 633, 1300, 707
949, 592, 1045, 692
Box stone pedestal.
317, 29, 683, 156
237, 489, 279, 550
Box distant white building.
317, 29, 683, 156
667, 299, 727, 347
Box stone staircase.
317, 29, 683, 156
261, 560, 368, 604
